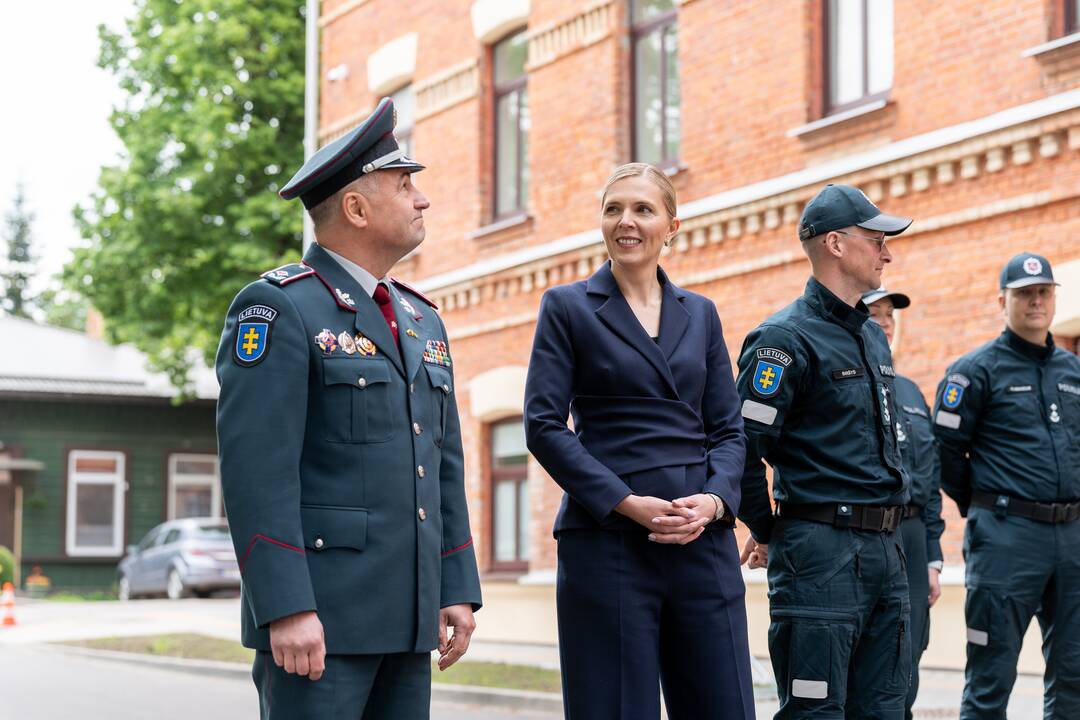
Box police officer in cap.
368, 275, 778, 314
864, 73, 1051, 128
863, 287, 945, 719
216, 97, 482, 719
737, 183, 914, 717
933, 253, 1080, 718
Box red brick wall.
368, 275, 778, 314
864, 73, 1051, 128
319, 0, 1080, 574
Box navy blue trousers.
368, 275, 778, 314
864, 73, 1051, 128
899, 516, 931, 720
253, 650, 430, 719
961, 508, 1080, 719
767, 519, 911, 719
556, 526, 755, 720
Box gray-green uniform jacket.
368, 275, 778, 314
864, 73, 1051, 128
215, 243, 481, 655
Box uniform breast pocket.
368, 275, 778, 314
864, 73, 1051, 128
424, 364, 452, 446
322, 358, 394, 444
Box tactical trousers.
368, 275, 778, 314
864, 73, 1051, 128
253, 650, 431, 720
767, 518, 911, 719
899, 516, 931, 720
960, 507, 1080, 720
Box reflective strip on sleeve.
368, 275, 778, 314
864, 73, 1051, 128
967, 628, 988, 646
741, 399, 778, 426
792, 679, 828, 699
935, 410, 961, 429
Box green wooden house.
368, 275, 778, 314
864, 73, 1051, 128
0, 316, 219, 591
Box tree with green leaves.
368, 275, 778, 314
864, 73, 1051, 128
68, 0, 308, 392
2, 182, 36, 319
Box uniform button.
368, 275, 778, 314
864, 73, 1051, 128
409, 383, 415, 394
418, 507, 427, 521
314, 537, 325, 549
441, 384, 450, 394
413, 422, 422, 435
357, 377, 367, 389
417, 465, 425, 478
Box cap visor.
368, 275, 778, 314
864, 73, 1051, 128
862, 290, 911, 308
859, 212, 912, 236
1004, 277, 1059, 289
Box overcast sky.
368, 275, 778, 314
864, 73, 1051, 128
0, 0, 133, 293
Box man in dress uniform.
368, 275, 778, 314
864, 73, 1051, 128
737, 184, 914, 718
215, 97, 482, 720
933, 253, 1080, 718
864, 287, 945, 719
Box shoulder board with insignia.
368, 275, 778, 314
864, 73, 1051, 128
390, 277, 438, 309
261, 263, 315, 286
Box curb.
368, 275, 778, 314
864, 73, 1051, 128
48, 644, 564, 713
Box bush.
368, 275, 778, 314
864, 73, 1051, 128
0, 546, 14, 587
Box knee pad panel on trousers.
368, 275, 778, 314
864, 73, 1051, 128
770, 607, 856, 715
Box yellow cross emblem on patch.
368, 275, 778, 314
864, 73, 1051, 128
946, 387, 958, 404
241, 327, 260, 356
759, 366, 776, 389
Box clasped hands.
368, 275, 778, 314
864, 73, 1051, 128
616, 493, 720, 544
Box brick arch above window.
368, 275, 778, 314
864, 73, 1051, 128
367, 32, 417, 96
471, 0, 530, 44
469, 365, 527, 422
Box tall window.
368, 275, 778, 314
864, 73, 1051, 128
66, 450, 126, 556
494, 30, 530, 218
168, 453, 222, 520
825, 0, 893, 114
1069, 0, 1080, 36
490, 418, 529, 570
632, 0, 680, 168
392, 84, 416, 158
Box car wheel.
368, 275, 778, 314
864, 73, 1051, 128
118, 574, 131, 602
166, 568, 186, 600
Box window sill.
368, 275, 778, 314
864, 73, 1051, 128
468, 212, 532, 240
786, 99, 889, 138
1021, 32, 1080, 58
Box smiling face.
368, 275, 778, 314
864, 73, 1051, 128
600, 175, 679, 274
1001, 283, 1056, 339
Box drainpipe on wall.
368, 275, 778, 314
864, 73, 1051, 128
302, 0, 320, 252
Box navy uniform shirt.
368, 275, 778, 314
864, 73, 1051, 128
215, 243, 481, 655
933, 329, 1080, 514
736, 277, 909, 543
895, 375, 945, 564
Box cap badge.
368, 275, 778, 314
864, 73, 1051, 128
1023, 257, 1043, 275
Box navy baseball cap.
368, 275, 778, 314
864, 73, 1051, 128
798, 184, 912, 241
861, 287, 911, 309
280, 97, 425, 209
1000, 252, 1058, 289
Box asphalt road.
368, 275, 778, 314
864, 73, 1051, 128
0, 644, 558, 720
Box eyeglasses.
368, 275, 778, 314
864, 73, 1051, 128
835, 229, 888, 252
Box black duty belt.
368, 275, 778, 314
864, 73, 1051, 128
971, 490, 1080, 524
904, 504, 921, 519
777, 502, 904, 533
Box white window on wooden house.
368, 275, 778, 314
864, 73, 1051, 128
167, 453, 222, 520
66, 450, 126, 557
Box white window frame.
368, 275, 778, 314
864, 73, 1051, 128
65, 450, 126, 557
167, 453, 222, 520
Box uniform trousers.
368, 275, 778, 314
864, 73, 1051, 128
556, 526, 755, 720
767, 519, 911, 719
253, 649, 431, 720
960, 507, 1080, 719
899, 515, 931, 720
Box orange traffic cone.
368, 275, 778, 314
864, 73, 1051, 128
1, 582, 16, 627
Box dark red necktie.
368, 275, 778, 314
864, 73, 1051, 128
372, 284, 400, 350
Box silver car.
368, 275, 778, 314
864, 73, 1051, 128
117, 518, 240, 601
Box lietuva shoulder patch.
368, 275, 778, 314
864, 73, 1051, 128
390, 277, 438, 309
261, 263, 315, 286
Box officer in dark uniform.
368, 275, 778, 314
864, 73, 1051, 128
933, 253, 1080, 719
864, 287, 945, 720
736, 184, 914, 718
215, 97, 482, 720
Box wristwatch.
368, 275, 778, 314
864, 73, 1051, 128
707, 493, 726, 522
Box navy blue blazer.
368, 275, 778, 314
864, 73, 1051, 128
524, 261, 746, 534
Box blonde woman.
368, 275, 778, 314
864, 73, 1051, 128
524, 163, 754, 718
